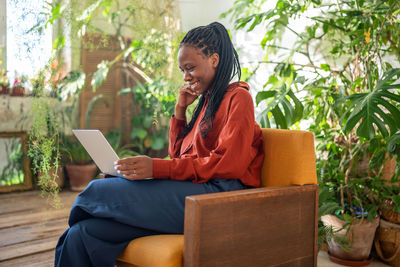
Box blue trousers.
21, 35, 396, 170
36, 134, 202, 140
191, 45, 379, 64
55, 177, 248, 267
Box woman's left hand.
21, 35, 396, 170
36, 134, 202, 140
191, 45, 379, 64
114, 156, 153, 180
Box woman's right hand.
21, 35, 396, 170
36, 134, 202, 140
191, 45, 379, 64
174, 84, 200, 120
176, 83, 200, 109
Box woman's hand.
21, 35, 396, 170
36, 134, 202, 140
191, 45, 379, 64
114, 156, 153, 180
177, 83, 200, 109
175, 83, 200, 120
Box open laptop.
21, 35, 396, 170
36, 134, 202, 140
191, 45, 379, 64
72, 129, 120, 177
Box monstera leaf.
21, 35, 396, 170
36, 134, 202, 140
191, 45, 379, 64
256, 84, 304, 129
91, 60, 111, 91
57, 71, 86, 100
343, 68, 400, 139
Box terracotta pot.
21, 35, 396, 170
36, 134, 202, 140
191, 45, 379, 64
65, 163, 97, 192
0, 85, 9, 95
11, 86, 25, 96
321, 215, 379, 263
374, 218, 400, 266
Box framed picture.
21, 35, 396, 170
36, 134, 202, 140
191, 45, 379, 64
0, 131, 33, 192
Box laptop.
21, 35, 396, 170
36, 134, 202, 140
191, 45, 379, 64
72, 129, 120, 177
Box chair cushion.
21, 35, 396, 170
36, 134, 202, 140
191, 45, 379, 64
116, 235, 183, 267
260, 129, 317, 187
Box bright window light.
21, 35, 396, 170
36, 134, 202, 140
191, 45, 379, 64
6, 0, 52, 82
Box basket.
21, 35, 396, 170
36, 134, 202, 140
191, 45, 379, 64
380, 199, 400, 224
374, 219, 400, 267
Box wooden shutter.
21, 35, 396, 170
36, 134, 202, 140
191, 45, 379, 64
80, 34, 130, 141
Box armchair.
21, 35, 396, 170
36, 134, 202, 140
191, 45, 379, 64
116, 128, 318, 267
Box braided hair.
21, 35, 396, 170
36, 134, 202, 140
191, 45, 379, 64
178, 22, 241, 139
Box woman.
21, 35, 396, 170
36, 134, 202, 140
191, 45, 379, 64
55, 22, 264, 267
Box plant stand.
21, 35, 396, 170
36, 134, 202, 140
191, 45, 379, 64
321, 215, 379, 265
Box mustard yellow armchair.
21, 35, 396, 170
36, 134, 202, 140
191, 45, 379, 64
116, 129, 318, 267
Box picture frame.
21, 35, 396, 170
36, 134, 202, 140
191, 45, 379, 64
0, 131, 33, 192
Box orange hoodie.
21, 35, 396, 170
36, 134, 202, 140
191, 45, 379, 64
152, 81, 264, 187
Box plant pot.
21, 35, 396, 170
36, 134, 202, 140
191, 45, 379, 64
321, 214, 379, 264
327, 252, 372, 266
11, 86, 25, 96
65, 163, 97, 192
38, 167, 65, 190
0, 85, 9, 95
374, 218, 400, 266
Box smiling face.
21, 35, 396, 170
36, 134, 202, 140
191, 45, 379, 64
178, 45, 219, 95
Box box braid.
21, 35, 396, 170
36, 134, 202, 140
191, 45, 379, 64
178, 22, 241, 139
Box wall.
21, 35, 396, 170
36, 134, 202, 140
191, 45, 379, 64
178, 0, 234, 31
0, 0, 6, 69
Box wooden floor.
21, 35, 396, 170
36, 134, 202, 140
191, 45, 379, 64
0, 190, 79, 267
0, 190, 390, 267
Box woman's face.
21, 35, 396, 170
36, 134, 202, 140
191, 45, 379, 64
178, 45, 219, 95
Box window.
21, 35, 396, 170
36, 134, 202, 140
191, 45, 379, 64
1, 0, 52, 83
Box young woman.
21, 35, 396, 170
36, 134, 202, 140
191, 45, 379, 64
55, 22, 264, 267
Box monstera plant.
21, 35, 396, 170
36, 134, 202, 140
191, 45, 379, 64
223, 0, 400, 262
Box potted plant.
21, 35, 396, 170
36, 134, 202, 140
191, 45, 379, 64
62, 137, 97, 192
317, 132, 382, 265
223, 0, 400, 264
0, 69, 9, 95
26, 59, 73, 206
11, 74, 27, 96
27, 95, 63, 206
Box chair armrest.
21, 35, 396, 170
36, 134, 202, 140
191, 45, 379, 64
183, 184, 318, 267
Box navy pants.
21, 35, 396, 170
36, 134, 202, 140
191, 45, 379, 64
55, 177, 248, 267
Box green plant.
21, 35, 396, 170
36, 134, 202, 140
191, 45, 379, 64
105, 129, 138, 158
26, 56, 81, 207
120, 77, 176, 155
12, 74, 28, 88
27, 95, 62, 207
0, 69, 9, 87
223, 0, 400, 250
0, 139, 24, 186
40, 0, 182, 156
61, 138, 92, 165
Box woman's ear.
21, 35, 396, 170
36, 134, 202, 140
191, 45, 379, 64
210, 53, 219, 68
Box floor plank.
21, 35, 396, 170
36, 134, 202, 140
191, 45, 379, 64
0, 190, 78, 265
0, 207, 70, 229
0, 218, 67, 246
0, 250, 54, 267
0, 192, 77, 215
0, 236, 58, 261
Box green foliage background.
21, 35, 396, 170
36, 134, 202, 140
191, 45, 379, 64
223, 0, 400, 235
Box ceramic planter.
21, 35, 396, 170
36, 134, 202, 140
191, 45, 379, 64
65, 163, 97, 192
321, 214, 379, 265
